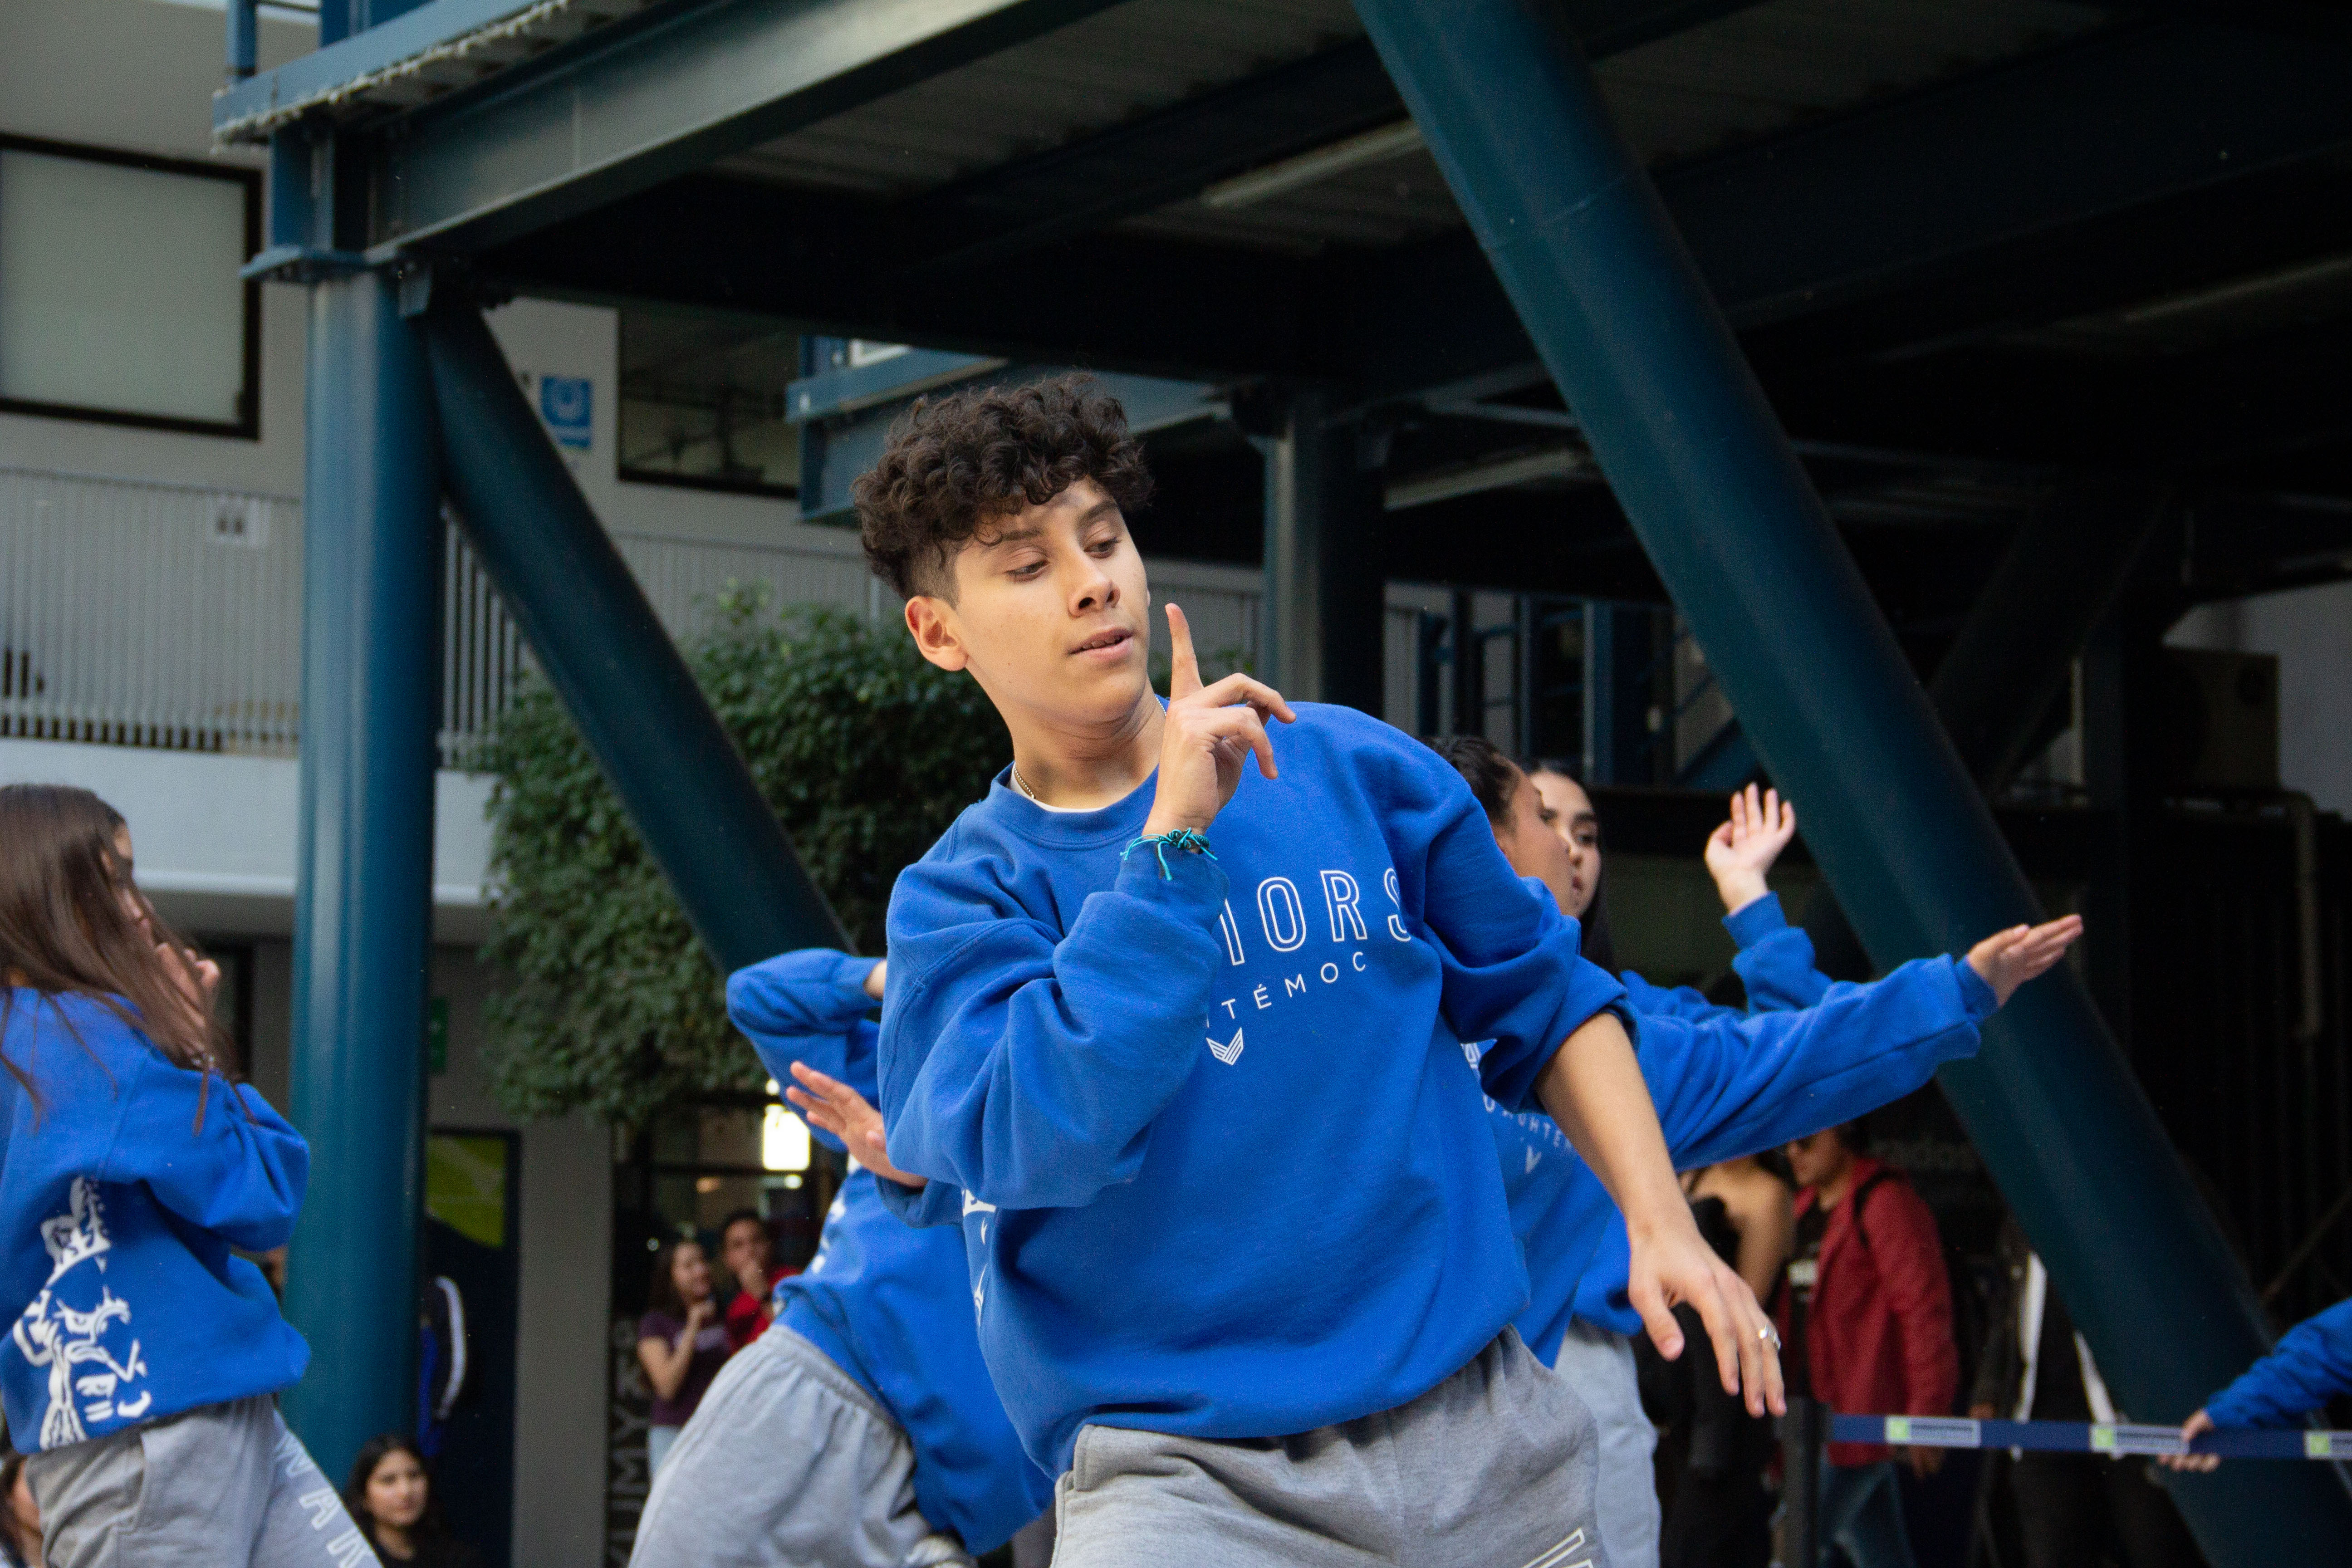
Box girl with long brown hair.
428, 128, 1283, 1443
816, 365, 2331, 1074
0, 785, 378, 1567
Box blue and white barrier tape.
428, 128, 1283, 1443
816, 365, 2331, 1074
1830, 1415, 2352, 1462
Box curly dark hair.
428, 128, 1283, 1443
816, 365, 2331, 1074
853, 374, 1154, 600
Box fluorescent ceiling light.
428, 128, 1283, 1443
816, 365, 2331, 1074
2114, 252, 2352, 326
1385, 448, 1588, 511
1203, 119, 1425, 211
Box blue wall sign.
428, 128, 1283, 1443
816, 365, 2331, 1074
539, 376, 593, 450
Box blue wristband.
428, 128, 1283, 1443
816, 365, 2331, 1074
1121, 828, 1216, 879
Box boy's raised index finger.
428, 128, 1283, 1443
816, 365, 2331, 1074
1165, 603, 1201, 698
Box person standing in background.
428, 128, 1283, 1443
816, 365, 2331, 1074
1970, 1219, 2205, 1568
1780, 1122, 1958, 1568
637, 1239, 731, 1476
1684, 1156, 1794, 1311
1655, 1157, 1793, 1568
719, 1210, 793, 1352
343, 1436, 478, 1568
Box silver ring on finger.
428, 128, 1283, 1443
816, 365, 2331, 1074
1759, 1324, 1782, 1351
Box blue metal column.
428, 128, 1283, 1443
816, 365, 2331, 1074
1583, 603, 1651, 785
418, 302, 845, 970
1448, 588, 1484, 735
1258, 389, 1387, 712
283, 268, 440, 1481
1351, 1, 2352, 1557
1800, 484, 2167, 980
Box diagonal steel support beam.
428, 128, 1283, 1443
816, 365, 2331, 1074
366, 0, 1126, 256
1350, 0, 2352, 1559
1928, 485, 2168, 794
1800, 483, 2171, 981
419, 299, 848, 970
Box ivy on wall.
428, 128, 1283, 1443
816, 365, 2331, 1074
472, 592, 1009, 1128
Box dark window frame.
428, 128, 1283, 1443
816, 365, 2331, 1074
0, 131, 264, 441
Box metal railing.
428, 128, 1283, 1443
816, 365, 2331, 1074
0, 466, 305, 755
0, 465, 1283, 769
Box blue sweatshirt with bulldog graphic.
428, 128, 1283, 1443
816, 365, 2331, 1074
876, 702, 1629, 1473
1, 991, 309, 1453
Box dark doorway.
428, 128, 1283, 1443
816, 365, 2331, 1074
425, 1129, 522, 1568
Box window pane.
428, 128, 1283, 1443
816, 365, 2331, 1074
617, 309, 800, 494
0, 149, 247, 424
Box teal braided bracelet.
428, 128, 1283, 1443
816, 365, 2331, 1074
1121, 828, 1216, 879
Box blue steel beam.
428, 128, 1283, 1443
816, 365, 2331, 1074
479, 19, 2352, 398
218, 0, 574, 131
1931, 485, 2164, 794
487, 174, 1315, 383
418, 300, 847, 970
1348, 1, 2352, 1560
362, 0, 1126, 256
281, 269, 441, 1482
1347, 17, 2352, 397
1256, 389, 1386, 712
890, 0, 1771, 275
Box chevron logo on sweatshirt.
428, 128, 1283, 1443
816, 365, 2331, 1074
1207, 1028, 1245, 1065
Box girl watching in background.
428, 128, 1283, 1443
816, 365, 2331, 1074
0, 784, 375, 1567
637, 1239, 730, 1476
343, 1434, 475, 1568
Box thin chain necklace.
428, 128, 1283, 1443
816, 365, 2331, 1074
1013, 765, 1041, 802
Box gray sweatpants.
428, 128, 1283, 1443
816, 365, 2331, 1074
24, 1395, 378, 1568
1053, 1327, 1607, 1568
630, 1326, 976, 1568
1553, 1322, 1659, 1568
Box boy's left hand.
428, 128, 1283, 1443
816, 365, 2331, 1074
1628, 1223, 1788, 1417
786, 1062, 925, 1189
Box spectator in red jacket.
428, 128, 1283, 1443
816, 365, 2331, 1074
720, 1209, 795, 1352
1779, 1122, 1957, 1568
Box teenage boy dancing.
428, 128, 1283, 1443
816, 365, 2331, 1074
858, 376, 1782, 1566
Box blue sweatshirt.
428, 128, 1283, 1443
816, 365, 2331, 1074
2205, 1296, 2352, 1429
1, 992, 309, 1452
1618, 892, 1833, 1023
877, 702, 1629, 1471
1494, 954, 1999, 1361
724, 954, 1054, 1553
1570, 891, 1842, 1335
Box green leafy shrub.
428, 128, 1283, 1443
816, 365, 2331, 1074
474, 592, 1008, 1127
